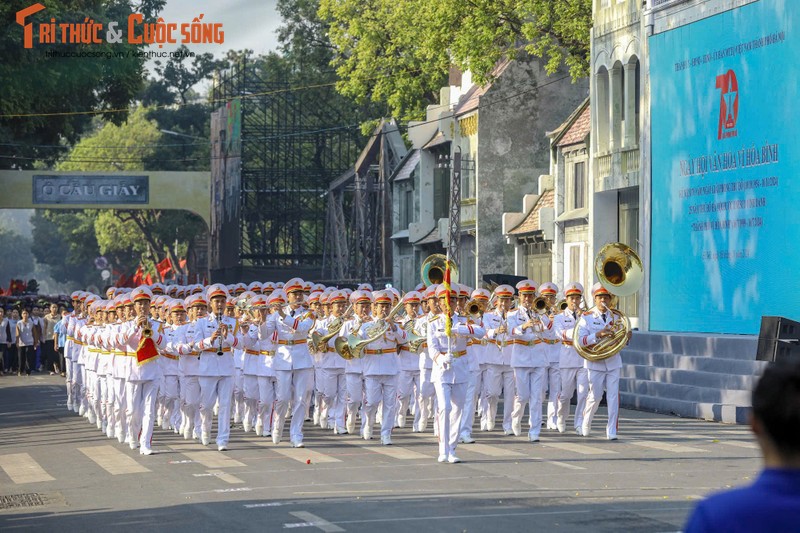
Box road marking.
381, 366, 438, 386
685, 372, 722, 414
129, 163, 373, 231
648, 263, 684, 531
359, 445, 429, 460
545, 460, 585, 470
629, 440, 707, 453
543, 441, 619, 455
0, 453, 55, 484
78, 446, 151, 475
719, 440, 759, 450
459, 443, 524, 457
270, 447, 343, 464
169, 444, 246, 468
288, 511, 345, 532
244, 502, 286, 508
195, 469, 244, 484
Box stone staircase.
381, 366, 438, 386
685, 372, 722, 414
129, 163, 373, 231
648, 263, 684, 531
619, 331, 768, 424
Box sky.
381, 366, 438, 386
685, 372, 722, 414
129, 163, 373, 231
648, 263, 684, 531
144, 0, 283, 75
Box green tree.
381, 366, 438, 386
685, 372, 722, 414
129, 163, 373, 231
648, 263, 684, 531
0, 228, 34, 284
30, 210, 100, 287
0, 0, 166, 169
318, 0, 591, 122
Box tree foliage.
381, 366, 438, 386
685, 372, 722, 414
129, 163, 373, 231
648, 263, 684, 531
0, 0, 166, 169
318, 0, 591, 122
0, 228, 34, 284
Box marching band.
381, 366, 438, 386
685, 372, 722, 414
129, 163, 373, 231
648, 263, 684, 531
58, 247, 640, 462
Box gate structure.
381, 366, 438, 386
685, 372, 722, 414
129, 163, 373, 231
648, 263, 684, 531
210, 59, 362, 282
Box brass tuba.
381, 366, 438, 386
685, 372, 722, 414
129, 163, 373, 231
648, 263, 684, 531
311, 304, 352, 353
420, 254, 459, 286
573, 242, 643, 362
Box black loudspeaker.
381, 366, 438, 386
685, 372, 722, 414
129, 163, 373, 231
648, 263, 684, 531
757, 316, 800, 363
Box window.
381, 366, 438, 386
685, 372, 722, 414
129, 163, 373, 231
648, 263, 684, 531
564, 242, 585, 287
404, 188, 414, 228
523, 240, 552, 283
433, 151, 450, 220
573, 161, 586, 209
461, 156, 476, 200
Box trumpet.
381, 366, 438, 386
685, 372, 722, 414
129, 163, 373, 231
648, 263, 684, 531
138, 313, 152, 338
465, 298, 484, 319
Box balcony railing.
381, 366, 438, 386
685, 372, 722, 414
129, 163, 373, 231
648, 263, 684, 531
597, 154, 612, 179
621, 147, 640, 175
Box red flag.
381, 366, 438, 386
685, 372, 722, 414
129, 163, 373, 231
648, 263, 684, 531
144, 273, 153, 285
136, 333, 159, 366
156, 258, 172, 279
132, 265, 144, 285
179, 259, 187, 269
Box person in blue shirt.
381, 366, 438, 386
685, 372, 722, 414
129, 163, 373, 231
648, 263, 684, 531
53, 308, 69, 377
684, 360, 800, 533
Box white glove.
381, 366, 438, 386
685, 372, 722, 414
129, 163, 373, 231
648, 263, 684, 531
442, 353, 454, 365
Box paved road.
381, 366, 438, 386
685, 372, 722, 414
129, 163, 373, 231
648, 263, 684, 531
0, 375, 760, 532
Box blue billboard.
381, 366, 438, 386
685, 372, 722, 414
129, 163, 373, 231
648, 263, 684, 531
649, 0, 799, 334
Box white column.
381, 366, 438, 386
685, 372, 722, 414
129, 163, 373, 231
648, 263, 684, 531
623, 61, 638, 148
609, 64, 623, 152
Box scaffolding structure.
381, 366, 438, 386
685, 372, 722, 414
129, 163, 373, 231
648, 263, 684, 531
210, 59, 362, 281
323, 120, 407, 285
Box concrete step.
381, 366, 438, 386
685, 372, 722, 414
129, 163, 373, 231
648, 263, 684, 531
621, 392, 749, 424
619, 377, 752, 405
627, 331, 758, 360
620, 364, 760, 391
621, 349, 767, 376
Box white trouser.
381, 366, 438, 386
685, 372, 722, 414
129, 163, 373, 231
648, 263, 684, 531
113, 377, 127, 442
434, 381, 467, 458
199, 375, 234, 446
511, 366, 546, 438
544, 363, 561, 429
480, 364, 515, 432
557, 367, 588, 431
345, 372, 365, 430
243, 374, 260, 431
395, 369, 420, 428
233, 367, 245, 422
319, 368, 346, 430
257, 376, 277, 434
363, 374, 398, 439
416, 367, 436, 431
459, 369, 481, 438
582, 368, 620, 438
180, 375, 201, 436
161, 375, 180, 429
273, 368, 314, 443
65, 358, 74, 407
105, 373, 116, 436
126, 380, 158, 448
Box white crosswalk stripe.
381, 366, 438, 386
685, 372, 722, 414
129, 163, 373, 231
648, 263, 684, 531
458, 443, 525, 457
358, 444, 429, 460
543, 441, 619, 455
169, 443, 246, 468
78, 445, 151, 475
0, 453, 55, 484
629, 440, 707, 453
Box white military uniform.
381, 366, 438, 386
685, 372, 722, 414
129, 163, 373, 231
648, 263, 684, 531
577, 308, 622, 439
259, 306, 314, 446
508, 307, 549, 441
428, 314, 485, 461
314, 313, 348, 433
553, 307, 588, 433
357, 316, 406, 442
481, 310, 515, 433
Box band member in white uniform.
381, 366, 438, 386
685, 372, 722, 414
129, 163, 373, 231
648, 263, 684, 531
395, 291, 422, 429
415, 285, 439, 433
191, 284, 241, 451
554, 282, 589, 434
480, 285, 515, 433
428, 284, 485, 463
508, 280, 549, 441
315, 290, 349, 434
577, 282, 627, 440
537, 282, 561, 430
459, 288, 490, 444
357, 290, 406, 444
259, 278, 315, 448
339, 290, 372, 435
